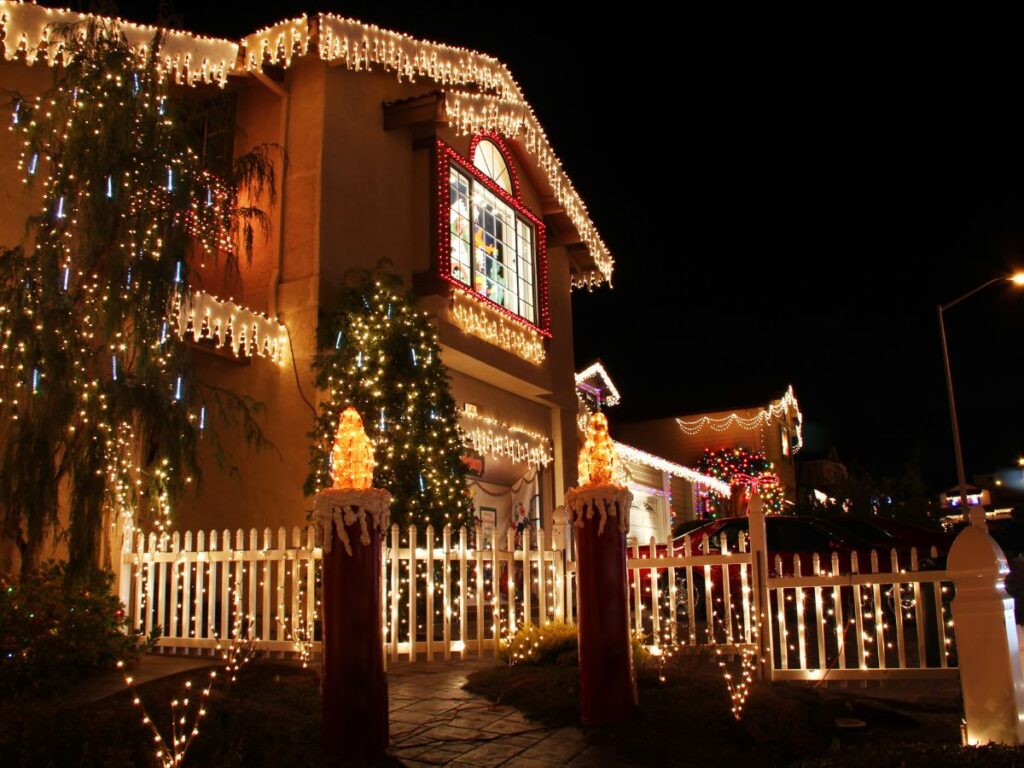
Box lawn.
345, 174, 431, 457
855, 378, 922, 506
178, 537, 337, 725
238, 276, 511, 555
3, 650, 1023, 767
464, 646, 1024, 768
0, 661, 332, 768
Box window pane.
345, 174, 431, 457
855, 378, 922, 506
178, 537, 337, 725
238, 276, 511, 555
462, 175, 539, 325
449, 168, 471, 285
473, 183, 519, 312
473, 139, 513, 194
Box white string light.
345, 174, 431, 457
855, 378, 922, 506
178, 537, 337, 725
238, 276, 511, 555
461, 409, 553, 468
0, 1, 238, 86
450, 288, 545, 364
676, 385, 804, 452
615, 441, 732, 497
172, 290, 288, 365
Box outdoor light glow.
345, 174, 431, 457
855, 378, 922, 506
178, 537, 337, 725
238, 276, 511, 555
329, 407, 375, 491
578, 412, 620, 486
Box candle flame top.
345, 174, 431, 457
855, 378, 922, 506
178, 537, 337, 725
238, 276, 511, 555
330, 406, 375, 490
578, 411, 620, 487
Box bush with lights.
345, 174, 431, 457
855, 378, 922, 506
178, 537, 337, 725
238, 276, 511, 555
0, 561, 144, 696
305, 268, 470, 529
695, 447, 785, 515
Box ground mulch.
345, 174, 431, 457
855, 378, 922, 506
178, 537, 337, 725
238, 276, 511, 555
464, 650, 1022, 768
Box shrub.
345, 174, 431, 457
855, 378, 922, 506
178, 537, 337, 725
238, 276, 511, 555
0, 561, 143, 696
499, 621, 578, 665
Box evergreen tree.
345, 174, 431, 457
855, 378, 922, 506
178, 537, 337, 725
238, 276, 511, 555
306, 269, 470, 529
0, 20, 275, 577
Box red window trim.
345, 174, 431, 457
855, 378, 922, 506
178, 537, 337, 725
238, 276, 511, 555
436, 138, 551, 337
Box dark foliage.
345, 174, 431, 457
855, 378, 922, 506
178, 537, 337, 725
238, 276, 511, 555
0, 561, 142, 696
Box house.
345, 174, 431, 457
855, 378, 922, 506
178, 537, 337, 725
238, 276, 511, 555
614, 386, 803, 515
0, 4, 613, 569
574, 362, 728, 543
797, 447, 849, 502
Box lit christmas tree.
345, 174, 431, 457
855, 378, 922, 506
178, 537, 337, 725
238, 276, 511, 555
306, 270, 470, 529
0, 20, 275, 576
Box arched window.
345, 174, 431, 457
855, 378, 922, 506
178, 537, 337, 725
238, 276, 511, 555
440, 136, 548, 332
473, 139, 513, 194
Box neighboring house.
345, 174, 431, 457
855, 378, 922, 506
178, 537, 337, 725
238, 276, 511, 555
574, 362, 728, 543
0, 5, 614, 567
615, 387, 804, 510
797, 447, 849, 501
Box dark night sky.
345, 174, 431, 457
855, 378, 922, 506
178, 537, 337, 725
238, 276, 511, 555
68, 2, 1024, 489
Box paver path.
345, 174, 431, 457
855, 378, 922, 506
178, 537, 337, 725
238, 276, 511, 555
387, 659, 630, 767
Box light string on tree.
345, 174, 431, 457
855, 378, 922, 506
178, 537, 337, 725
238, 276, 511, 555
306, 272, 470, 530
117, 571, 256, 768
0, 17, 276, 572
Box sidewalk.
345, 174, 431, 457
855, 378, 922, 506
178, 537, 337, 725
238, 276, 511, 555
64, 652, 217, 708
387, 659, 630, 768
72, 653, 627, 766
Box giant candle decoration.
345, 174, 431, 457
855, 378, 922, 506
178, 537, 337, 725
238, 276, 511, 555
565, 412, 637, 724
314, 406, 391, 759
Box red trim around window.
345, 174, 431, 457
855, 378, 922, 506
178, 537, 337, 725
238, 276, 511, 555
436, 138, 551, 337
469, 132, 522, 199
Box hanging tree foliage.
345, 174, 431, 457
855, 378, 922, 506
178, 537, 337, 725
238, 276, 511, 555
306, 269, 470, 530
0, 20, 276, 577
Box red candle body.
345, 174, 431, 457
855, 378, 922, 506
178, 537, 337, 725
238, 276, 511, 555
575, 501, 638, 725
321, 516, 388, 759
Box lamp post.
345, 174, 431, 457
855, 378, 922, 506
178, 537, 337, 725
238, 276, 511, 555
938, 273, 1024, 526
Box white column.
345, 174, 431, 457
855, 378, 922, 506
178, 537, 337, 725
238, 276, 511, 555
949, 509, 1024, 745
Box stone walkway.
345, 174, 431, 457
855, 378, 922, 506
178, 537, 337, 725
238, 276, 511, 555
386, 659, 626, 767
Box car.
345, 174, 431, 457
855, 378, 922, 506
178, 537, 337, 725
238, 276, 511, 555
816, 517, 946, 570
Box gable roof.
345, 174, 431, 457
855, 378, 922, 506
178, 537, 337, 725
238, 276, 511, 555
575, 361, 621, 407
0, 2, 614, 287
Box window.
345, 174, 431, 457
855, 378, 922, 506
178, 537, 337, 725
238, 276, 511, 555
473, 139, 513, 193
185, 92, 236, 179
440, 136, 547, 331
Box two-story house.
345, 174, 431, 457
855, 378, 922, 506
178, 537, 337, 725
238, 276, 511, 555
0, 4, 613, 568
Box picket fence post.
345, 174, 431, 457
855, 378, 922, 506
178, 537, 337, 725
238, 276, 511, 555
746, 496, 772, 680
948, 512, 1024, 745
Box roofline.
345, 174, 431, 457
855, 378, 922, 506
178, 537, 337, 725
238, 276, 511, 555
615, 441, 731, 497
0, 2, 614, 286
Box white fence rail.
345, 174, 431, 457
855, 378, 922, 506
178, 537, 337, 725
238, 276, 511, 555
119, 522, 958, 682
765, 548, 956, 681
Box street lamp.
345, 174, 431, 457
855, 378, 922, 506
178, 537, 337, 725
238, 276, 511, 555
938, 272, 1024, 526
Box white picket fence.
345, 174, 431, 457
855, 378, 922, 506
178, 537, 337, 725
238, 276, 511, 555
119, 521, 958, 682
765, 548, 957, 681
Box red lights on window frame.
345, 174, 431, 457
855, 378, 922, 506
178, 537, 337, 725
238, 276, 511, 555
469, 131, 522, 198
436, 137, 551, 338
